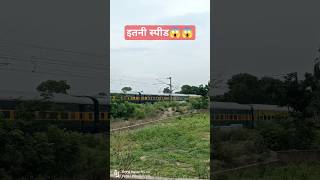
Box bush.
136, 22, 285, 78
110, 100, 193, 120
212, 128, 270, 169
110, 100, 136, 119
256, 115, 316, 151
0, 120, 108, 179
189, 97, 208, 109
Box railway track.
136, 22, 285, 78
111, 111, 202, 132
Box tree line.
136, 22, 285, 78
213, 72, 320, 115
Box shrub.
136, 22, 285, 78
110, 100, 135, 119
189, 97, 208, 109
110, 100, 193, 120
0, 121, 108, 179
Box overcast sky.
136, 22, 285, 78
2, 0, 318, 97
213, 0, 320, 94
110, 0, 210, 94
0, 0, 107, 96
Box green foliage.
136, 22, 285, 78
213, 72, 320, 114
256, 114, 316, 150
121, 86, 132, 93
220, 73, 288, 105
36, 80, 70, 98
110, 134, 135, 178
110, 100, 194, 120
0, 120, 108, 179
163, 87, 171, 94
178, 82, 210, 97
212, 128, 270, 170
193, 161, 209, 179
189, 97, 208, 109
110, 99, 136, 119
216, 162, 320, 180
110, 113, 210, 178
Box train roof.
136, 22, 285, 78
0, 90, 108, 105
212, 102, 251, 110
250, 104, 289, 111
211, 101, 289, 112
110, 90, 201, 97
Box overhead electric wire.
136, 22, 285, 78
0, 52, 107, 71
110, 78, 156, 85
1, 63, 108, 76
31, 56, 107, 69
0, 61, 108, 77
0, 39, 107, 58
0, 47, 107, 67
0, 67, 103, 79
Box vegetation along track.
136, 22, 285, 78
111, 111, 205, 132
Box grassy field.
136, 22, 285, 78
110, 113, 210, 179
214, 162, 320, 180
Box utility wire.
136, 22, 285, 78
0, 53, 107, 71
0, 39, 107, 58
0, 67, 104, 79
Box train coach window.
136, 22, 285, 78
49, 112, 58, 119
70, 112, 75, 120
101, 113, 105, 120
234, 115, 237, 120
38, 112, 46, 119
88, 113, 93, 120
61, 113, 69, 120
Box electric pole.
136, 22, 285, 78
154, 77, 173, 101
168, 77, 172, 101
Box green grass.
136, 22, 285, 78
110, 113, 210, 178
215, 162, 320, 180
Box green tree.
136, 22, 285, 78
258, 77, 287, 105
121, 87, 132, 94
178, 82, 210, 97
198, 84, 209, 97
178, 85, 198, 94
163, 87, 171, 94
37, 80, 70, 99
224, 73, 260, 104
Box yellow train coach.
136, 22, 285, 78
0, 92, 108, 121
111, 91, 201, 103
211, 101, 290, 127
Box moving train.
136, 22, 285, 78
0, 90, 289, 127
211, 101, 290, 127
110, 91, 201, 103
0, 91, 108, 121
0, 90, 201, 121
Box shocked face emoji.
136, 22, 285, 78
169, 29, 180, 39
182, 28, 193, 39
